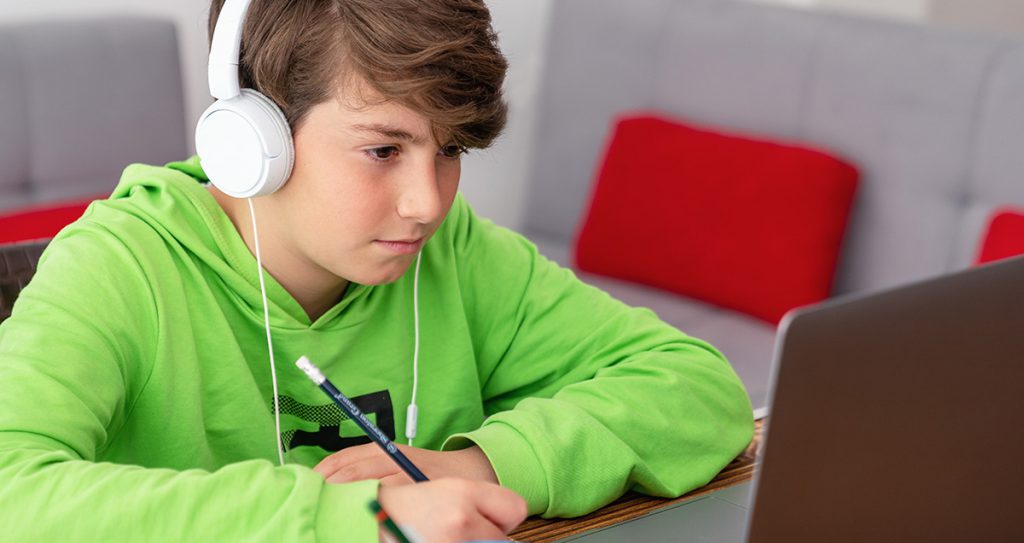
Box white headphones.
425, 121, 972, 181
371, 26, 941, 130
195, 0, 294, 198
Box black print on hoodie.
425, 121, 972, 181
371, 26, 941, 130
274, 391, 395, 452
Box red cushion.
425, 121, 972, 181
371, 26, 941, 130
574, 114, 859, 324
975, 208, 1024, 265
0, 198, 96, 245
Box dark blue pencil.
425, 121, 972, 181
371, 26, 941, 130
295, 356, 429, 482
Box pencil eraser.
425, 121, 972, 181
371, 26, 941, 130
295, 355, 326, 385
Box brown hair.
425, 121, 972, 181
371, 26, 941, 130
208, 0, 508, 149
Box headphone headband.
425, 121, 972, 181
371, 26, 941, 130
208, 0, 252, 100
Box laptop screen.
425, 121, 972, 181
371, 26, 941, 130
747, 256, 1024, 542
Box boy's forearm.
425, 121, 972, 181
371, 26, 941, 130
0, 444, 378, 542
449, 343, 754, 518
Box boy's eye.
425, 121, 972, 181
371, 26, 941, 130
439, 144, 467, 159
367, 146, 399, 161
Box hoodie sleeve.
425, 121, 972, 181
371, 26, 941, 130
0, 228, 377, 542
441, 196, 754, 518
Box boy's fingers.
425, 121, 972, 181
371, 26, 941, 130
324, 456, 398, 484
315, 443, 423, 476
473, 484, 528, 534
460, 518, 507, 542
314, 443, 382, 475
379, 472, 415, 486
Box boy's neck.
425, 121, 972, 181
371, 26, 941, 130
208, 186, 349, 322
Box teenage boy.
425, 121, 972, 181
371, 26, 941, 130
0, 1, 754, 541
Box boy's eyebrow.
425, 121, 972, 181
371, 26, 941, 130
349, 123, 428, 145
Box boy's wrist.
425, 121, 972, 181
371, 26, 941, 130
451, 445, 499, 484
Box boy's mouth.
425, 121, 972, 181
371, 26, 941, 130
374, 237, 425, 255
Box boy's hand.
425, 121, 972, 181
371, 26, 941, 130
315, 444, 499, 486
377, 479, 527, 543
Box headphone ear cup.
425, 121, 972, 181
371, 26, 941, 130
195, 89, 295, 198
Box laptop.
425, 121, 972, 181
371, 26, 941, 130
565, 255, 1024, 542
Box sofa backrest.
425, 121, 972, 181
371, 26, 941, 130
0, 17, 187, 213
523, 0, 1024, 296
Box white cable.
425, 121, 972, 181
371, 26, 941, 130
247, 198, 286, 466
406, 250, 423, 446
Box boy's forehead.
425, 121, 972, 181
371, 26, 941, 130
327, 75, 448, 144
326, 103, 438, 148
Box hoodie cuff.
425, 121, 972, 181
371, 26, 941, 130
443, 422, 550, 515
315, 479, 379, 543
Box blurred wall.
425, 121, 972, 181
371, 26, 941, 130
931, 0, 1024, 37
815, 0, 929, 20
758, 0, 1024, 35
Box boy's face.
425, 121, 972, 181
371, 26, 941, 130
267, 77, 463, 287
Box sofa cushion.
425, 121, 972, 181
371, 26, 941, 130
574, 114, 858, 324
0, 198, 94, 244
976, 208, 1024, 265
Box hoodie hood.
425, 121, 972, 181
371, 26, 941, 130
105, 157, 370, 330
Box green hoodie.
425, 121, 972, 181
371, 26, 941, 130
0, 157, 753, 542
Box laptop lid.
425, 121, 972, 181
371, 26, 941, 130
746, 255, 1024, 542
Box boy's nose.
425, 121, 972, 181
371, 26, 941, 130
396, 161, 444, 224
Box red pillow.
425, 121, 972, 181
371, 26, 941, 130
574, 114, 859, 324
975, 208, 1024, 265
0, 198, 95, 245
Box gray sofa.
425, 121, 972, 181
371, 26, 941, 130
0, 17, 187, 213
521, 0, 1024, 410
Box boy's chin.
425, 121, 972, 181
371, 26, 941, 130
347, 262, 415, 286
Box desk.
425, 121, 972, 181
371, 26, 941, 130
510, 419, 764, 543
